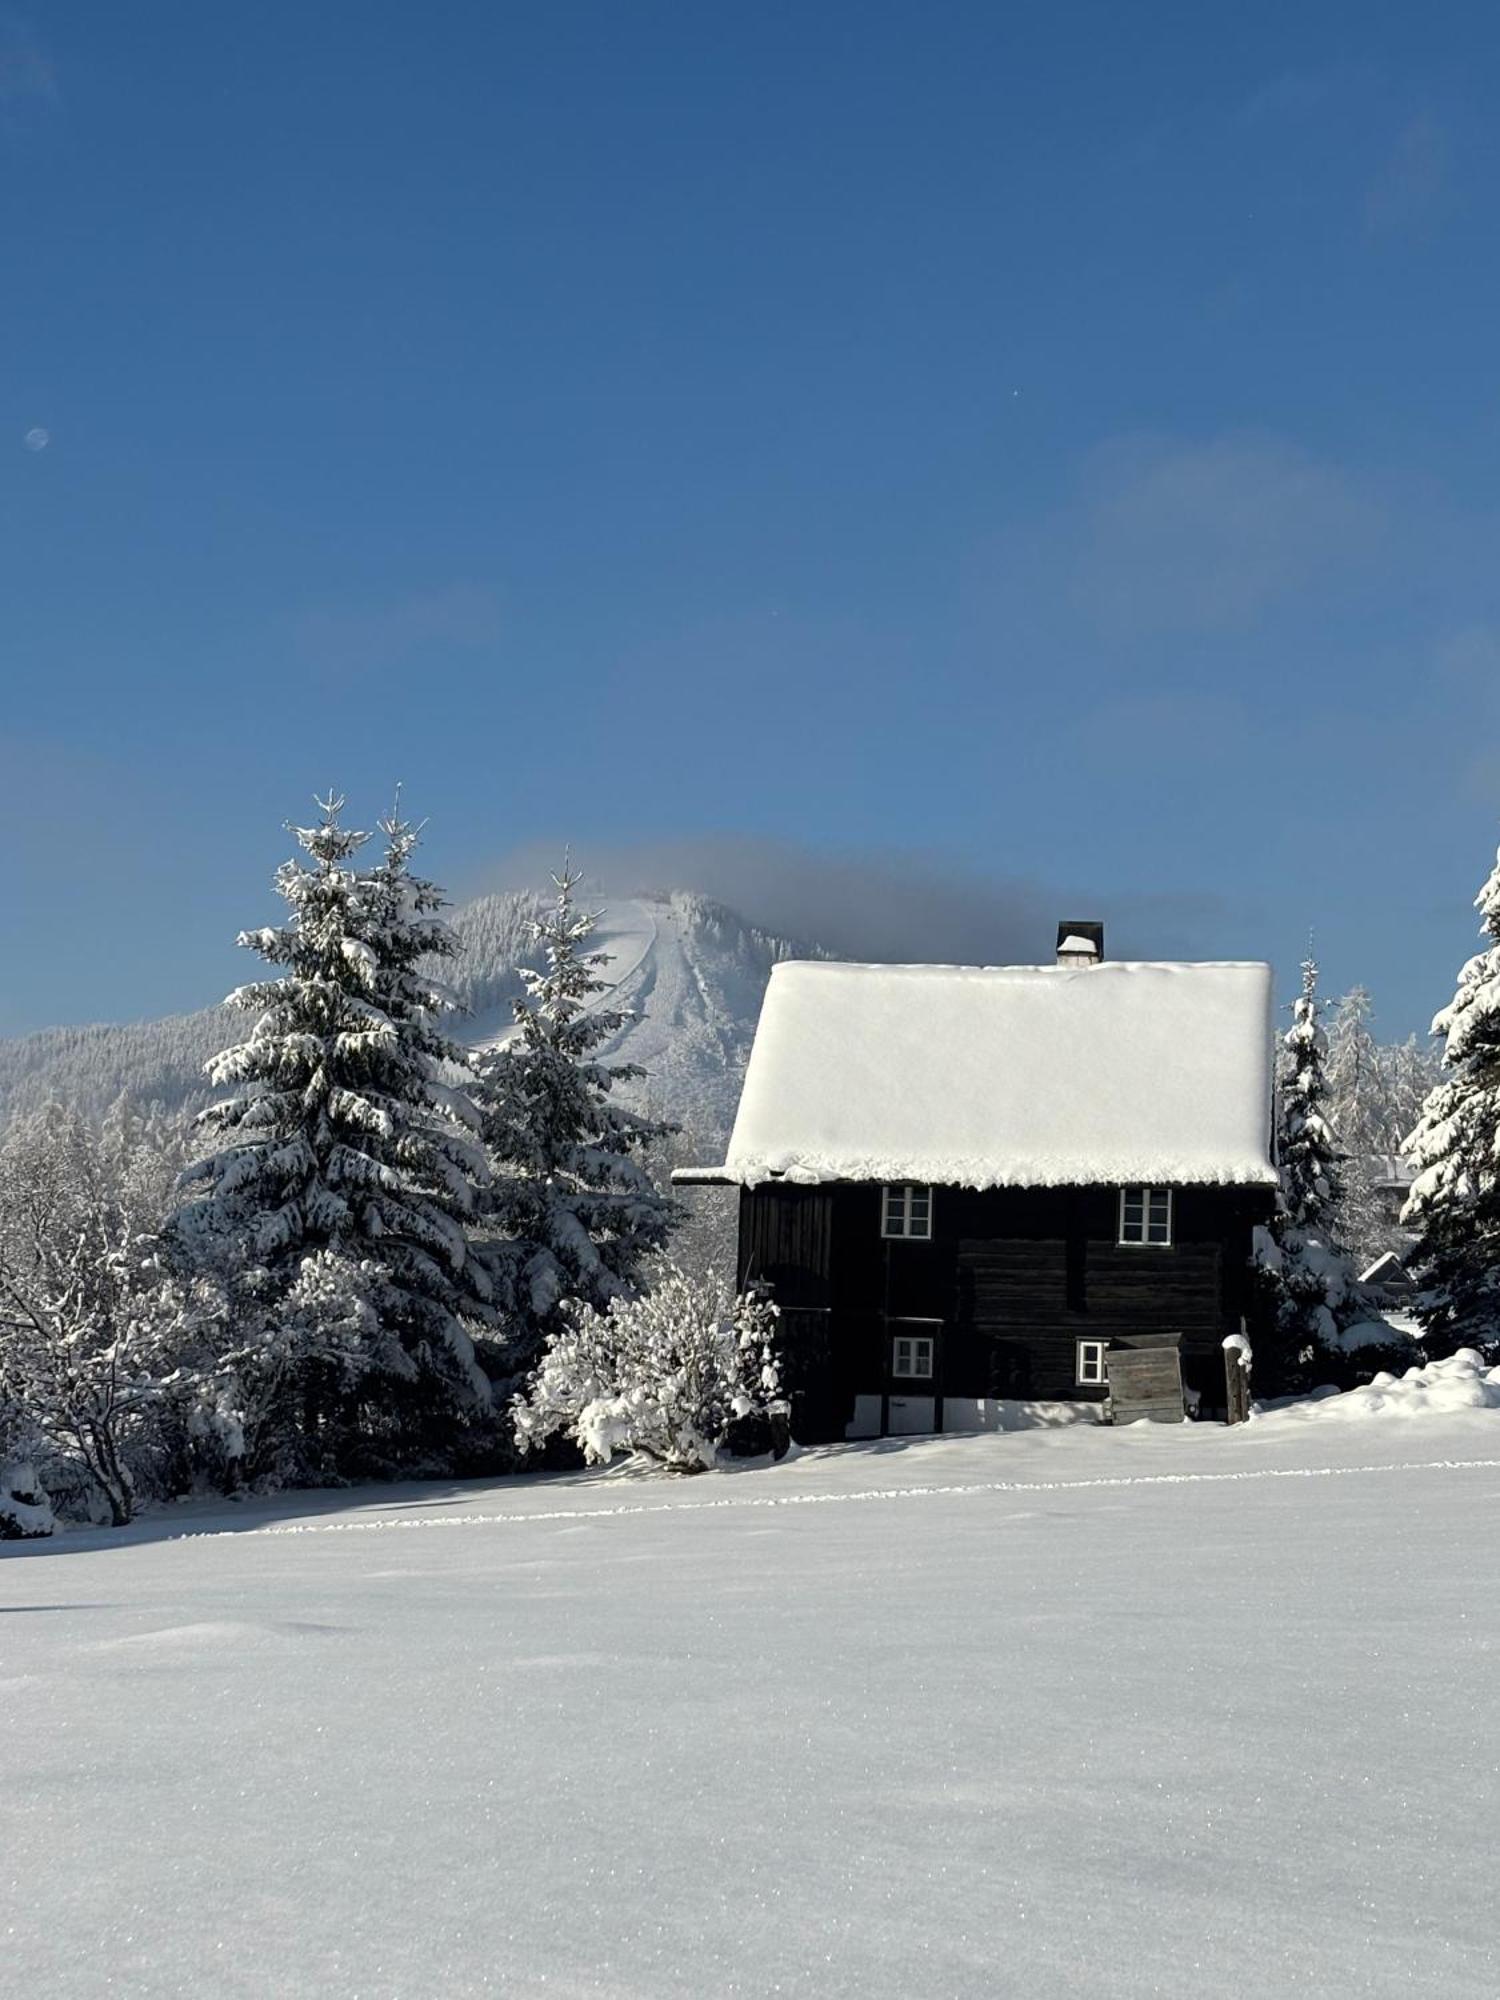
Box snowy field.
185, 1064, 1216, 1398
5, 1406, 1500, 1998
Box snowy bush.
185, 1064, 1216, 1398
1257, 1347, 1500, 1424
0, 1106, 217, 1525
0, 1459, 55, 1539
512, 1267, 785, 1473
1312, 1314, 1425, 1389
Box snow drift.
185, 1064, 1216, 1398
1260, 1348, 1500, 1424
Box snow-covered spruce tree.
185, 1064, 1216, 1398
1402, 841, 1500, 1358
1258, 955, 1353, 1378
185, 1247, 411, 1491
471, 863, 680, 1383
174, 795, 492, 1477
512, 1266, 785, 1472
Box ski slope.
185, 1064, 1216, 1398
5, 1414, 1498, 1998
469, 897, 661, 1058
467, 894, 803, 1146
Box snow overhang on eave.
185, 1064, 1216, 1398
673, 1163, 1279, 1190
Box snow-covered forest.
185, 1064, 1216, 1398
3, 794, 1499, 1540
0, 801, 791, 1536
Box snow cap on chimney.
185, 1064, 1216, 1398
1056, 920, 1104, 967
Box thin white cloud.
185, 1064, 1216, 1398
1432, 627, 1500, 802
0, 13, 56, 123
1071, 433, 1386, 639
1365, 112, 1449, 234
471, 833, 1242, 969
1240, 66, 1346, 125
1078, 688, 1255, 757
292, 583, 504, 678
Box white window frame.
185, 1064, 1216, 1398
891, 1332, 936, 1380
1117, 1185, 1173, 1247
881, 1183, 933, 1241
1076, 1338, 1109, 1387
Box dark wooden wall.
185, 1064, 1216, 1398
739, 1180, 1274, 1441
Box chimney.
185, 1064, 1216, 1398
1056, 920, 1104, 967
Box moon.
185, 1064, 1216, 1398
23, 427, 49, 451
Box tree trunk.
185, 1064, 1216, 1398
83, 1420, 135, 1526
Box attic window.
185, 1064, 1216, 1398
1119, 1186, 1173, 1247
882, 1184, 932, 1240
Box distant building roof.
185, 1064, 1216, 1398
701, 958, 1276, 1191
1360, 1251, 1414, 1287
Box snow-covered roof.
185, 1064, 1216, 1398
711, 958, 1276, 1190
1359, 1251, 1413, 1286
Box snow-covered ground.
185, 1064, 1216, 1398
6, 1407, 1500, 1998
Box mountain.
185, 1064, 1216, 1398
0, 892, 820, 1156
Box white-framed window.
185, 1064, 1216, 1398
892, 1333, 935, 1379
1076, 1339, 1109, 1387
1118, 1186, 1173, 1246
882, 1184, 933, 1240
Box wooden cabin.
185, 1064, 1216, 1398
677, 924, 1277, 1440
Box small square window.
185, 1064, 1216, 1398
892, 1334, 935, 1379
1076, 1339, 1108, 1387
1118, 1186, 1172, 1247
882, 1184, 933, 1240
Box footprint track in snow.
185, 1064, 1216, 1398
183, 1455, 1500, 1542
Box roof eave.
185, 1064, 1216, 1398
706, 1163, 1280, 1191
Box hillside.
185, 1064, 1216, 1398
0, 891, 819, 1154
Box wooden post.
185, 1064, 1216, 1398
1223, 1327, 1252, 1426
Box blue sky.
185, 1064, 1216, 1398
2, 1, 1498, 1037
